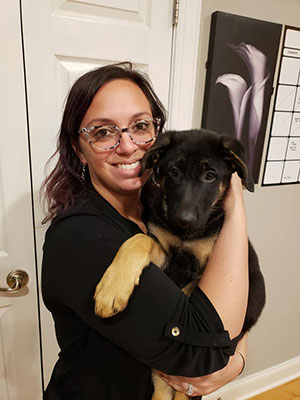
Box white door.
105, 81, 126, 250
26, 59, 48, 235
21, 0, 174, 388
0, 1, 43, 399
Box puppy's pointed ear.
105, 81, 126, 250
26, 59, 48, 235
221, 135, 255, 192
139, 132, 172, 176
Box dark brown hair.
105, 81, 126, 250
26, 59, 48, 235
41, 62, 167, 223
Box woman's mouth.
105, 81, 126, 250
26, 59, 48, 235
116, 161, 140, 170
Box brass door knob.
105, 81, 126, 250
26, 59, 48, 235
0, 269, 29, 292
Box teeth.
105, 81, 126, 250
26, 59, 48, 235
117, 161, 140, 170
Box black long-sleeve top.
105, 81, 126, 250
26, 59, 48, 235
42, 188, 240, 400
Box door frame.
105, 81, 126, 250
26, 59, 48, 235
168, 0, 203, 130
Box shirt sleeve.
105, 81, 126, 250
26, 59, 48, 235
42, 214, 241, 377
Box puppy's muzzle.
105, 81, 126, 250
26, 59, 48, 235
170, 209, 198, 228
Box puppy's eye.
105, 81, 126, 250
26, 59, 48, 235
204, 171, 216, 182
168, 167, 180, 178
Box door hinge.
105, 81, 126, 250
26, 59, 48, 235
173, 0, 180, 26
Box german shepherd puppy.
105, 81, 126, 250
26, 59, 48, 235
94, 129, 266, 400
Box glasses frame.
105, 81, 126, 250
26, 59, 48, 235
78, 117, 161, 151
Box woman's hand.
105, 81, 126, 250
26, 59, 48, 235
223, 172, 246, 219
159, 334, 248, 397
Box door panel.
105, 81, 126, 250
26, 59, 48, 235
55, 0, 149, 21
21, 0, 174, 386
0, 1, 43, 398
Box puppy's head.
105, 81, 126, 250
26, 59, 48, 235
140, 129, 254, 192
140, 129, 254, 238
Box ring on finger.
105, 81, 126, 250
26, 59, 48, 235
186, 383, 194, 395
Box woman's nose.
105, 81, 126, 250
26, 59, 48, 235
116, 131, 138, 154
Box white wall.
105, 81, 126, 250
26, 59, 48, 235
194, 0, 300, 378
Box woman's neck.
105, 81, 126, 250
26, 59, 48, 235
92, 183, 146, 233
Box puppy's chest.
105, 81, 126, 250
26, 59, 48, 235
149, 223, 217, 290
163, 246, 203, 289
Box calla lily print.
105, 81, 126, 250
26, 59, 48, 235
216, 43, 269, 169
201, 11, 282, 183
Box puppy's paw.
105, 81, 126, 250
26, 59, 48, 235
94, 233, 162, 318
94, 265, 139, 318
152, 370, 174, 400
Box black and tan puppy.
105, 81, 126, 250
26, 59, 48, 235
94, 129, 266, 400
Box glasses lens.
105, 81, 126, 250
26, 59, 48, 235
89, 126, 119, 150
130, 119, 157, 143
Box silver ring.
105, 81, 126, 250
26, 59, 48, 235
186, 383, 194, 395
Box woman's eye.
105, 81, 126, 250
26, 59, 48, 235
93, 127, 115, 139
133, 121, 149, 131
204, 171, 216, 181
95, 129, 109, 137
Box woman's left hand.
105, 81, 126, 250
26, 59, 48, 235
159, 334, 247, 397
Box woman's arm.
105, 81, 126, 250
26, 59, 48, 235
160, 333, 248, 396
198, 173, 249, 338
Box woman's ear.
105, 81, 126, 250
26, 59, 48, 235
72, 142, 87, 165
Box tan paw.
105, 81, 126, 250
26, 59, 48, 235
94, 265, 138, 318
152, 370, 174, 400
94, 233, 163, 318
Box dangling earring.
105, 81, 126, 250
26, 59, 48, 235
81, 163, 86, 182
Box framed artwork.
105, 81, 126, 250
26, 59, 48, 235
202, 11, 282, 183
262, 26, 300, 185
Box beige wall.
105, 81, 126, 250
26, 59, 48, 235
194, 0, 300, 377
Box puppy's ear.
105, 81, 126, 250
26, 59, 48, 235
139, 132, 172, 176
221, 135, 255, 192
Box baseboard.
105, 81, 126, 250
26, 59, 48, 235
203, 356, 300, 400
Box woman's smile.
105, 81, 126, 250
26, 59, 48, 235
116, 160, 140, 171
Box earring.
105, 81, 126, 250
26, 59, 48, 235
81, 163, 86, 182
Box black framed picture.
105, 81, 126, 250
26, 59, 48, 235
202, 11, 282, 182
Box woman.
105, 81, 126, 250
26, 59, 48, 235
41, 62, 248, 399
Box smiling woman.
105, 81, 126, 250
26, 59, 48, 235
40, 62, 249, 400
74, 79, 157, 221
41, 63, 166, 225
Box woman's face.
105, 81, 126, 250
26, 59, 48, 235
77, 79, 154, 200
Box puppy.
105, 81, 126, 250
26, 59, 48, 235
94, 129, 266, 400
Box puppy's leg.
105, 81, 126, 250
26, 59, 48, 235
94, 233, 165, 318
174, 392, 189, 400
152, 370, 174, 400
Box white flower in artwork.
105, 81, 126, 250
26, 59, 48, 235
216, 42, 269, 168
216, 73, 249, 139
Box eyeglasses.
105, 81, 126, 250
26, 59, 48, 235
78, 117, 161, 151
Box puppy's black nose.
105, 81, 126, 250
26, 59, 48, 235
171, 210, 198, 228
